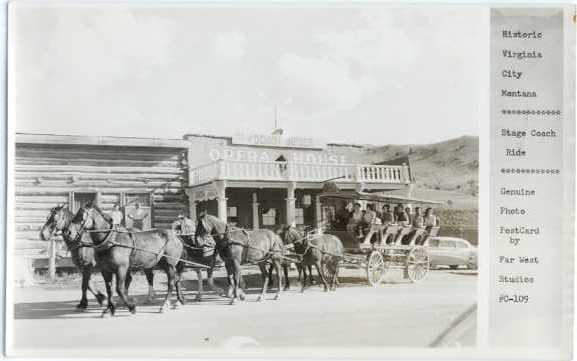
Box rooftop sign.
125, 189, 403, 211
232, 133, 326, 149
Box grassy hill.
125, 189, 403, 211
363, 135, 479, 209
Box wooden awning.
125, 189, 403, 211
319, 190, 442, 205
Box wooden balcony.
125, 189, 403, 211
189, 160, 410, 187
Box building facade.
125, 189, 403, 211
13, 131, 413, 278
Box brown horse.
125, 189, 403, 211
279, 225, 343, 292
195, 213, 284, 304
68, 205, 185, 316
40, 205, 106, 309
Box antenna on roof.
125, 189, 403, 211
272, 104, 284, 135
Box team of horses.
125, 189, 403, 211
40, 204, 344, 316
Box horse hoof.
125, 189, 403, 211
76, 302, 88, 310
128, 304, 136, 314
256, 296, 263, 302
95, 293, 106, 306
229, 298, 236, 305
144, 297, 154, 305
273, 294, 280, 300
172, 303, 180, 310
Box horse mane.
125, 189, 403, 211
196, 213, 227, 236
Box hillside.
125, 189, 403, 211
363, 135, 479, 207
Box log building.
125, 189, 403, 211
13, 131, 413, 281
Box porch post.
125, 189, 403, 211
215, 181, 228, 223
286, 182, 296, 225
252, 192, 260, 230
315, 195, 322, 233
184, 188, 197, 220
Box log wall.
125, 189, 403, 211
15, 142, 189, 258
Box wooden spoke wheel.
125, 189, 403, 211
366, 250, 387, 286
406, 247, 430, 283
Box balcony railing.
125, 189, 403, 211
189, 160, 410, 187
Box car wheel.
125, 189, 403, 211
449, 265, 459, 270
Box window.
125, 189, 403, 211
295, 208, 304, 225
439, 240, 456, 248
262, 208, 277, 226
227, 207, 237, 217
72, 192, 97, 212
427, 239, 440, 247
455, 241, 469, 248
125, 193, 150, 207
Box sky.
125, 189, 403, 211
11, 4, 486, 145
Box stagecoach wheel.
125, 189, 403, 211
406, 247, 430, 283
366, 251, 386, 287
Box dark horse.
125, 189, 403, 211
68, 205, 185, 315
279, 225, 343, 292
196, 213, 284, 304
177, 235, 223, 301
39, 205, 106, 309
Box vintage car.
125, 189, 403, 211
423, 236, 477, 270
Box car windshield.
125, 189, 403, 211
439, 240, 456, 247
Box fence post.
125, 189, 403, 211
48, 238, 56, 280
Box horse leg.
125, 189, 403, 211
282, 263, 290, 291
300, 265, 307, 293
206, 267, 224, 296
76, 267, 90, 310
144, 269, 155, 304
115, 267, 136, 314
315, 261, 329, 292
308, 265, 315, 285
101, 271, 115, 317
256, 263, 269, 302
174, 263, 185, 307
229, 259, 242, 305
160, 265, 176, 313
84, 266, 106, 306
273, 260, 282, 300
124, 271, 132, 302
195, 268, 204, 301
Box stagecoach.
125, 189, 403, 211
317, 187, 442, 286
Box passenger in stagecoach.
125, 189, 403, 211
411, 207, 425, 229
334, 201, 352, 231
172, 214, 196, 242
424, 207, 440, 231
405, 206, 413, 224
395, 204, 410, 226
127, 202, 148, 231
362, 203, 382, 245
381, 204, 395, 226
109, 203, 124, 229
346, 202, 363, 236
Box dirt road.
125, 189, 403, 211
9, 266, 477, 357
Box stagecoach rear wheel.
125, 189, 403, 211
406, 247, 430, 283
366, 250, 386, 286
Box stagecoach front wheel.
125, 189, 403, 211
406, 247, 430, 283
366, 251, 386, 286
